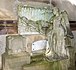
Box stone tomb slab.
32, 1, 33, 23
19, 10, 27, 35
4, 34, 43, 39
6, 35, 26, 55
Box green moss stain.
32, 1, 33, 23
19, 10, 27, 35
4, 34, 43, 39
24, 61, 63, 70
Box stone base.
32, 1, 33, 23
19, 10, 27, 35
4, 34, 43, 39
23, 59, 69, 70
23, 60, 52, 70
2, 52, 30, 70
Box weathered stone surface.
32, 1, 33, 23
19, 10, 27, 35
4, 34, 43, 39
2, 34, 47, 70
6, 34, 46, 55
2, 35, 31, 70
23, 59, 70, 70
17, 2, 75, 70
0, 35, 6, 69
2, 52, 30, 70
18, 2, 53, 34
0, 35, 6, 55
6, 35, 26, 55
23, 60, 52, 70
25, 35, 46, 55
1, 1, 75, 70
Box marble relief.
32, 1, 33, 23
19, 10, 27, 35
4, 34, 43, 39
1, 1, 75, 70
18, 4, 73, 60
18, 4, 53, 34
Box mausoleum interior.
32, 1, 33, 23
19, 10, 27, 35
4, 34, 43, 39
0, 0, 76, 70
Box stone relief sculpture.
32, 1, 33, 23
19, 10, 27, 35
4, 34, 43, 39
18, 3, 74, 61
1, 1, 75, 70
18, 3, 53, 34
17, 2, 75, 70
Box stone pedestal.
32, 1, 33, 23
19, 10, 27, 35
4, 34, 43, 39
2, 35, 31, 70
23, 59, 69, 70
2, 52, 30, 70
23, 60, 52, 70
2, 34, 46, 70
